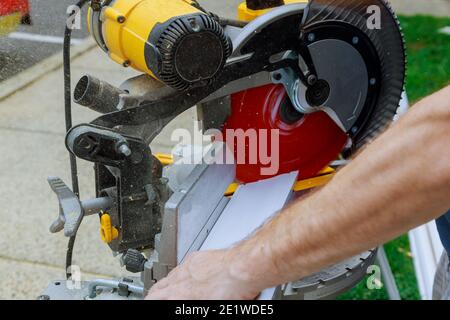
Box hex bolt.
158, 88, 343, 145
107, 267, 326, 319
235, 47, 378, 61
117, 16, 126, 24
370, 78, 377, 85
352, 36, 359, 45
78, 138, 92, 150
189, 19, 200, 32
118, 144, 132, 157
273, 72, 282, 81
307, 74, 317, 86
307, 33, 316, 42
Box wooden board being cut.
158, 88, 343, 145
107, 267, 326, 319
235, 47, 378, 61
200, 171, 299, 299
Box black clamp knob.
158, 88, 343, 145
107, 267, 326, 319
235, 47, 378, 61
123, 249, 147, 273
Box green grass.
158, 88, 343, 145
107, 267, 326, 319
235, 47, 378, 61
401, 15, 450, 103
337, 235, 420, 300
338, 14, 450, 300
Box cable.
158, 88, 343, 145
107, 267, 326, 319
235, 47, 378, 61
191, 0, 207, 13
191, 0, 248, 27
64, 0, 89, 280
206, 11, 248, 28
217, 17, 248, 28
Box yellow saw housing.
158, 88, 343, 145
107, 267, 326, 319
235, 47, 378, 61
237, 0, 308, 21
88, 0, 232, 90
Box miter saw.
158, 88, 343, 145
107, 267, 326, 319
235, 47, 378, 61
40, 0, 406, 300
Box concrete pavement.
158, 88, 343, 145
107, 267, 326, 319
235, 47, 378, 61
0, 0, 89, 82
0, 44, 139, 300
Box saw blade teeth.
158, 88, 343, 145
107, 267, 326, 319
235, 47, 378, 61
302, 0, 407, 151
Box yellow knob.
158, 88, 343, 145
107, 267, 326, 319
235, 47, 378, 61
100, 213, 119, 244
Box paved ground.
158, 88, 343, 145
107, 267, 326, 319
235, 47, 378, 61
0, 0, 89, 82
0, 0, 447, 300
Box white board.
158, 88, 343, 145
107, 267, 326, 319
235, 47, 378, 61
200, 171, 299, 299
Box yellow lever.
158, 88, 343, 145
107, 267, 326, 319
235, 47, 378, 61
100, 213, 119, 243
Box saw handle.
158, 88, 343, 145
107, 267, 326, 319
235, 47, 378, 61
48, 177, 84, 237
48, 177, 115, 237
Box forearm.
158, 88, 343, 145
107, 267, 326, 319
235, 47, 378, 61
227, 86, 450, 292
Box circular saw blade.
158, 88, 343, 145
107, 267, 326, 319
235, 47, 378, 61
222, 84, 348, 183
222, 0, 406, 183
302, 0, 406, 149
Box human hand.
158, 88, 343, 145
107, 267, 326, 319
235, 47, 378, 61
146, 249, 262, 300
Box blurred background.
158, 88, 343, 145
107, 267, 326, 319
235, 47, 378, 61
0, 0, 448, 299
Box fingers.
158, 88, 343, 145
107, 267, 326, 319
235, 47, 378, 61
150, 278, 170, 292
147, 283, 196, 300
146, 262, 192, 299
146, 250, 238, 300
146, 287, 169, 300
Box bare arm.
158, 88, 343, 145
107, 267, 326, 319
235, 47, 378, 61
147, 85, 450, 300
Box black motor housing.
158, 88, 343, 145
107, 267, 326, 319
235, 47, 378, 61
145, 14, 232, 91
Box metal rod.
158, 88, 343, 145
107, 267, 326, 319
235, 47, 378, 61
81, 197, 114, 216
88, 279, 145, 299
376, 246, 401, 300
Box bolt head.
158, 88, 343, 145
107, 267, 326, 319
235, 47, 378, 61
307, 74, 317, 86
118, 144, 132, 157
307, 33, 316, 42
273, 73, 282, 81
